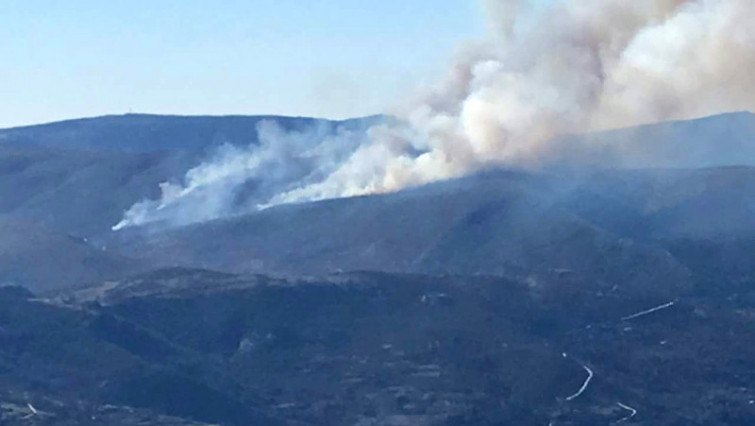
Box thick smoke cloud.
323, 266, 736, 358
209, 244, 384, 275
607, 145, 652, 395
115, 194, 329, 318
115, 0, 755, 230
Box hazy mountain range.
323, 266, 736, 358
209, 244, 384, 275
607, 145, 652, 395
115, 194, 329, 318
1, 112, 754, 292
1, 112, 754, 425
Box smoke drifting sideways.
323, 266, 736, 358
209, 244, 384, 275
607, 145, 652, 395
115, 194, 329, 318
114, 0, 755, 231
112, 121, 369, 230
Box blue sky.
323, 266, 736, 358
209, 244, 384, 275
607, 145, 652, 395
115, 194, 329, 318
0, 1, 485, 127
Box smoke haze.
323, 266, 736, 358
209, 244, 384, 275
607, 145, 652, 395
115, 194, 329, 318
115, 0, 755, 230
113, 120, 367, 229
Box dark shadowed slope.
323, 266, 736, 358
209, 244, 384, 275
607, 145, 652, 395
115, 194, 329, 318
564, 166, 755, 240
0, 285, 278, 425
6, 267, 751, 425
0, 217, 143, 292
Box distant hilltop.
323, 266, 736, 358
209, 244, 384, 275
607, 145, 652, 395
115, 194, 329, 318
0, 113, 385, 153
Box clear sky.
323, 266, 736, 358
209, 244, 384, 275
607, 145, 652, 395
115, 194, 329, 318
0, 1, 485, 127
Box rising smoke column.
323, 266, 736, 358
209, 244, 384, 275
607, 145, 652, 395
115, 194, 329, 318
271, 0, 755, 205
115, 0, 755, 229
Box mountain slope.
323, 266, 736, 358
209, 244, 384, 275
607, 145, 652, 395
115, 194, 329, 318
0, 111, 754, 425
0, 143, 195, 237
5, 267, 751, 425
0, 111, 751, 238
2, 112, 754, 294
110, 169, 694, 297
0, 114, 381, 237
0, 114, 381, 291
111, 164, 755, 298
0, 217, 143, 292
0, 285, 277, 425
0, 113, 382, 153
554, 111, 755, 168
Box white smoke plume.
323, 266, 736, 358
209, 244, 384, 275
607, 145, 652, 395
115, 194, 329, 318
115, 0, 755, 230
113, 120, 367, 230
275, 0, 755, 203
